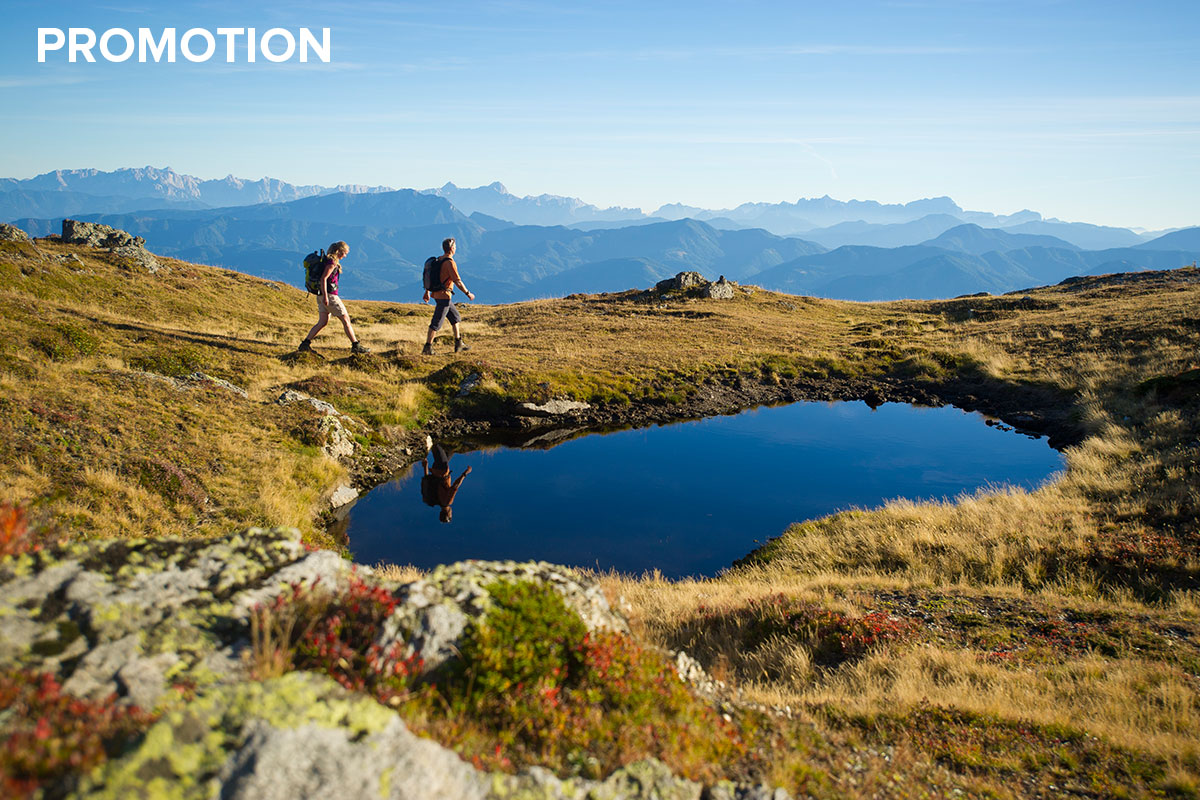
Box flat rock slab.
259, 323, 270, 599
517, 399, 592, 417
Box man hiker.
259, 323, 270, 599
299, 240, 370, 354
422, 237, 474, 355
420, 443, 472, 523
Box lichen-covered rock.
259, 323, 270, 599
0, 222, 31, 242
656, 271, 708, 292
0, 528, 309, 703
61, 219, 161, 273
79, 672, 768, 800
2, 529, 789, 799
276, 390, 357, 460
317, 414, 355, 460
702, 276, 736, 300
277, 389, 339, 416
61, 219, 146, 249
379, 560, 629, 676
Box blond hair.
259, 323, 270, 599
328, 241, 349, 259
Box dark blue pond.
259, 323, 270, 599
343, 402, 1063, 578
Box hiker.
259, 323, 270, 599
420, 443, 472, 523
422, 237, 475, 355
299, 240, 370, 354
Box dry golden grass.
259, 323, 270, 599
6, 239, 1200, 792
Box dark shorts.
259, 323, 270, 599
429, 298, 461, 331
431, 443, 451, 471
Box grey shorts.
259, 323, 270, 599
428, 298, 461, 331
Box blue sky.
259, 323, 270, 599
3, 0, 1198, 230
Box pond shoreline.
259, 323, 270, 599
346, 371, 1084, 540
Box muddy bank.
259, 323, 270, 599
432, 373, 1083, 451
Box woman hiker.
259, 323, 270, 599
298, 240, 370, 354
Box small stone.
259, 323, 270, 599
329, 485, 358, 508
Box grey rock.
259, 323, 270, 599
62, 634, 142, 699
0, 561, 82, 606
276, 389, 339, 416
131, 370, 247, 397
230, 550, 355, 621
117, 651, 180, 709
61, 219, 161, 273
329, 484, 358, 508
517, 399, 592, 417
110, 243, 161, 273
702, 276, 736, 300
61, 218, 146, 249
275, 390, 356, 459
0, 222, 31, 242
656, 271, 708, 292
707, 783, 793, 800
317, 414, 356, 460
217, 717, 490, 800
183, 371, 248, 398
457, 372, 483, 397
379, 560, 628, 675
0, 616, 44, 662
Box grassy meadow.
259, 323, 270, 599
4, 235, 1200, 797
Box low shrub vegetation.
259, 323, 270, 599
0, 670, 156, 799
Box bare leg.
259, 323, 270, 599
306, 311, 329, 342
450, 322, 462, 340
425, 327, 437, 345
338, 315, 358, 344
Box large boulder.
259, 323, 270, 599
702, 275, 736, 300
61, 219, 161, 273
0, 222, 31, 243
655, 271, 708, 292
379, 560, 629, 676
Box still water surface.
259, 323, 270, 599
343, 402, 1064, 578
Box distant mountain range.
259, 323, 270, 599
5, 167, 1197, 303
0, 167, 392, 211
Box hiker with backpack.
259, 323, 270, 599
298, 240, 370, 354
420, 442, 472, 523
422, 237, 474, 355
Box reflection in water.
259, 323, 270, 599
343, 402, 1064, 578
420, 443, 473, 523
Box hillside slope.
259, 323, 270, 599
3, 228, 1200, 798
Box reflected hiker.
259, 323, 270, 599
299, 240, 370, 354
420, 443, 472, 523
422, 237, 474, 355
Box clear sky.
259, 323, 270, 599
3, 0, 1197, 230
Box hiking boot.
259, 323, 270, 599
455, 338, 470, 353
351, 341, 371, 354
297, 338, 313, 352
421, 343, 433, 356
